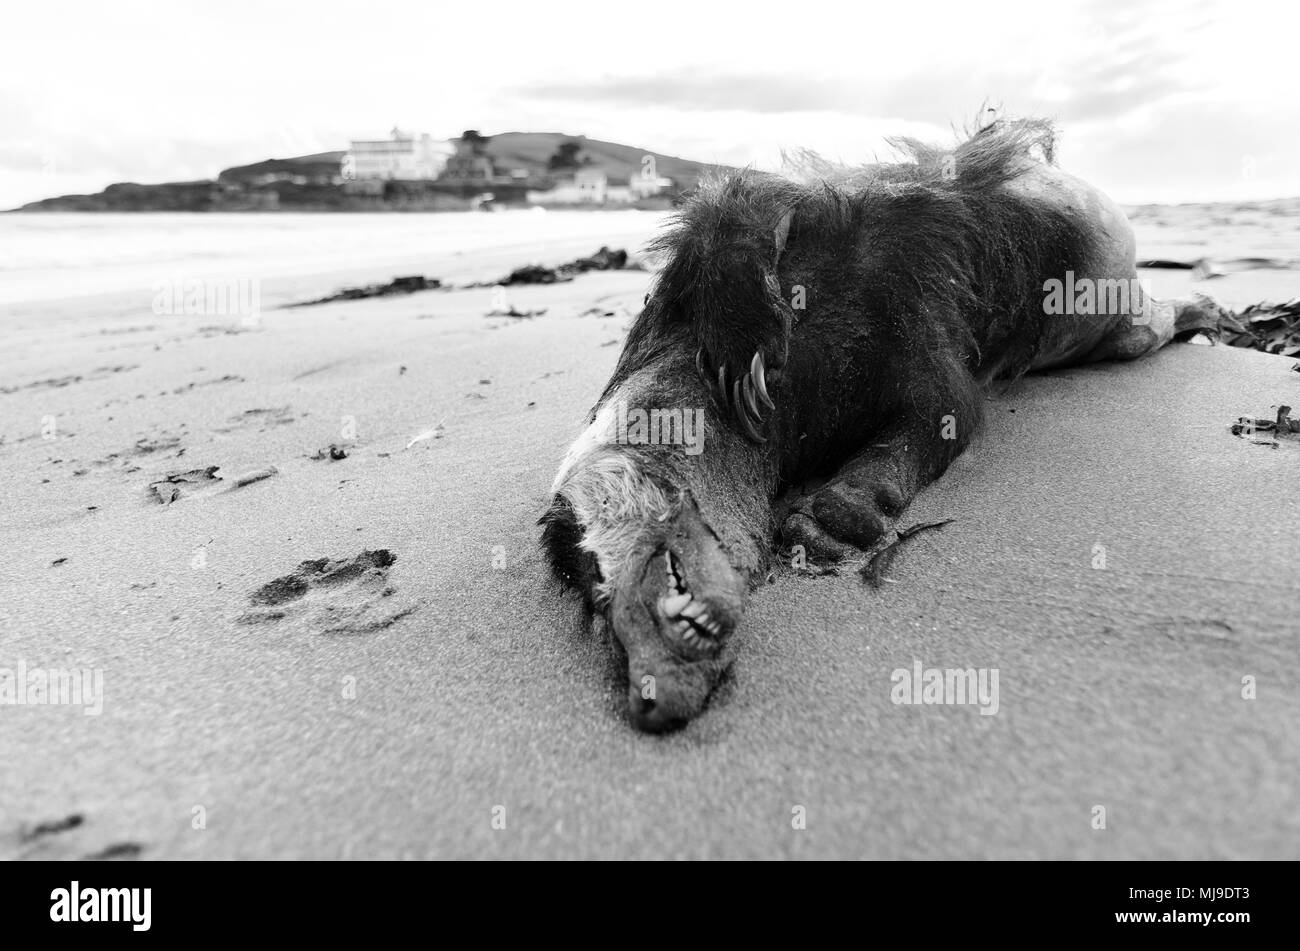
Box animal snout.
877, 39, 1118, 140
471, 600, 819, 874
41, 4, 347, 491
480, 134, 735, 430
627, 675, 689, 734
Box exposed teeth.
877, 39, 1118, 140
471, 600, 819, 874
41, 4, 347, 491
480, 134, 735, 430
658, 561, 723, 641
664, 609, 723, 643
664, 552, 686, 594
661, 593, 692, 616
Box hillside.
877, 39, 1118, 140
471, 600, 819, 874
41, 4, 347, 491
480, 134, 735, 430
483, 132, 722, 183
208, 134, 723, 189
217, 151, 347, 185
12, 133, 727, 212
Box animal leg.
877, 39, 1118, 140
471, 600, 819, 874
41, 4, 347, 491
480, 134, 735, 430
780, 402, 974, 563
1087, 292, 1234, 362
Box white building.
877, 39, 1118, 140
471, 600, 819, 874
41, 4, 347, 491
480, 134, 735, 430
527, 166, 675, 206
574, 168, 608, 203
529, 168, 627, 205
630, 171, 674, 199
527, 168, 600, 205
604, 180, 635, 204
345, 128, 454, 181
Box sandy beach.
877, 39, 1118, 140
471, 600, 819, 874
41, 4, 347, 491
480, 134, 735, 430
1, 213, 1297, 860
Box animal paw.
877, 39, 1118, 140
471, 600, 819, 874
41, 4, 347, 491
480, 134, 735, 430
1177, 292, 1240, 337
780, 477, 907, 562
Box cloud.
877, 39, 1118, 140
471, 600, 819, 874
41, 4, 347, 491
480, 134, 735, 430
518, 71, 1009, 125
1067, 99, 1300, 202
515, 51, 1195, 130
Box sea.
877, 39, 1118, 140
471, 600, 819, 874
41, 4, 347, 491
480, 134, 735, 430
0, 210, 669, 312
1, 201, 1297, 315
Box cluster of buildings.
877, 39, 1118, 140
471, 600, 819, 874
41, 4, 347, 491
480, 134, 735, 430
525, 167, 672, 206
342, 128, 674, 205
345, 129, 455, 181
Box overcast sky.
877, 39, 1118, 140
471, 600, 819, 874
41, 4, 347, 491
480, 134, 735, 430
2, 0, 1296, 209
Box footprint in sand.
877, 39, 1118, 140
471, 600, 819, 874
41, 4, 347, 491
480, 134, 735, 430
215, 406, 298, 433
0, 813, 145, 861
238, 549, 418, 635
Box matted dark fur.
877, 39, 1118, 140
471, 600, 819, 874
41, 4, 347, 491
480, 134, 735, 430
613, 119, 1094, 455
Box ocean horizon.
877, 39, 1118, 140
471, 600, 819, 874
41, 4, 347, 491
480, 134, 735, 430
0, 209, 670, 310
